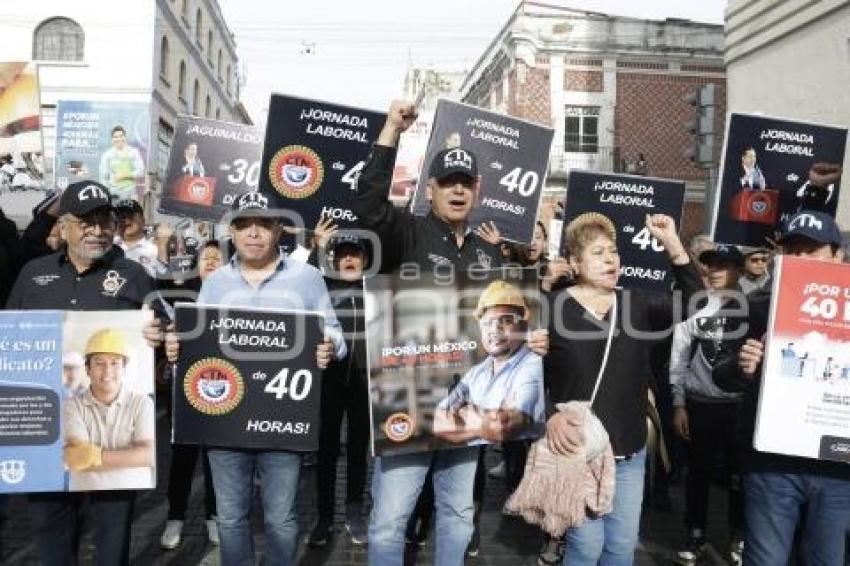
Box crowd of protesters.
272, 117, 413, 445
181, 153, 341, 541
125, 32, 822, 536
0, 97, 847, 566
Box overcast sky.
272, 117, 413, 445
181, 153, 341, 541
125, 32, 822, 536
218, 0, 727, 124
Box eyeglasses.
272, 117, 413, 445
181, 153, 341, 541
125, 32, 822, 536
479, 313, 521, 329
66, 212, 117, 232
232, 217, 277, 231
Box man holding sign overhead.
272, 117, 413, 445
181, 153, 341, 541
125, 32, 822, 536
165, 191, 346, 566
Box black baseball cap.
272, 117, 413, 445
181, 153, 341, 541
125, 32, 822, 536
58, 181, 113, 216
779, 210, 842, 246
329, 234, 367, 254
230, 191, 277, 223
699, 244, 744, 267
428, 147, 478, 182
114, 199, 144, 216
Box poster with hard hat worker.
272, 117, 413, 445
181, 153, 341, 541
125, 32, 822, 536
366, 267, 545, 457
0, 310, 154, 493
409, 99, 554, 245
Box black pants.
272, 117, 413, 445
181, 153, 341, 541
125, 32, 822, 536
684, 399, 744, 533
316, 369, 370, 519
166, 444, 216, 519
28, 490, 134, 566
503, 440, 529, 493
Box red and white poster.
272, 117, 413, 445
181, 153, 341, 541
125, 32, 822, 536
755, 256, 850, 463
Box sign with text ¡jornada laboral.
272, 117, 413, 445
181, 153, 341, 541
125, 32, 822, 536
158, 115, 263, 222
257, 94, 386, 229
560, 170, 685, 292
173, 303, 324, 451
754, 256, 850, 464
54, 100, 151, 201
366, 267, 546, 457
410, 100, 554, 244
710, 112, 847, 248
0, 310, 155, 493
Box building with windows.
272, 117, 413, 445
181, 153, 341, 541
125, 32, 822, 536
0, 0, 250, 222
460, 1, 725, 236
724, 0, 850, 229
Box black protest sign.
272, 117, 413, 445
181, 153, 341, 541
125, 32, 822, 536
561, 171, 685, 292
258, 94, 385, 228
711, 113, 847, 247
159, 116, 263, 222
173, 304, 324, 451
410, 100, 553, 244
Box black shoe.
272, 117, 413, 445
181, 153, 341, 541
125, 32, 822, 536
676, 533, 707, 563
307, 517, 333, 547
465, 527, 480, 558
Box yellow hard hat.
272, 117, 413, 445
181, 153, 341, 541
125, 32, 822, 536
84, 328, 129, 358
475, 280, 527, 319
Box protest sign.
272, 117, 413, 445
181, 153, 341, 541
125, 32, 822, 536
366, 267, 545, 457
258, 94, 385, 228
159, 116, 263, 222
173, 303, 324, 451
754, 256, 850, 463
409, 100, 553, 244
390, 111, 433, 207
560, 170, 685, 292
55, 100, 151, 201
0, 310, 155, 493
0, 62, 47, 226
711, 113, 847, 248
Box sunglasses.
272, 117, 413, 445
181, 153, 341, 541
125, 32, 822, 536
232, 217, 277, 231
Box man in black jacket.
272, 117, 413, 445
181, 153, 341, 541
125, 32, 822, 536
713, 210, 849, 566
353, 100, 505, 566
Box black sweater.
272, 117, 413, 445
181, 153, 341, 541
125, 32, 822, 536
544, 263, 702, 456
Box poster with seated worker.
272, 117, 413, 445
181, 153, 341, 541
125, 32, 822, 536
710, 113, 847, 248
366, 267, 545, 457
0, 310, 155, 493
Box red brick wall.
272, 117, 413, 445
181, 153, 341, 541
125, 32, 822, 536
565, 70, 603, 92
508, 61, 551, 127
680, 201, 707, 242
614, 73, 726, 182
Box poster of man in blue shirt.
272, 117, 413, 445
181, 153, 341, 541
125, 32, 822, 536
432, 280, 544, 445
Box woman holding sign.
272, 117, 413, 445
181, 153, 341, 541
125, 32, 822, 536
543, 212, 701, 564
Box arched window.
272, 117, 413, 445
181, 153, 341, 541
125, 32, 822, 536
180, 0, 188, 22
226, 64, 232, 95
217, 49, 223, 78
215, 107, 221, 120
195, 9, 203, 45
207, 30, 213, 61
33, 17, 84, 61
159, 36, 170, 79
204, 95, 211, 118
193, 79, 200, 115
178, 60, 187, 99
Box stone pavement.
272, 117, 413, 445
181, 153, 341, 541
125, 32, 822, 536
0, 412, 743, 565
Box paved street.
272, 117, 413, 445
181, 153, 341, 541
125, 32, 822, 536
0, 411, 742, 566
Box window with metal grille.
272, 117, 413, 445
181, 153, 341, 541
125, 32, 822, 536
33, 17, 84, 61
564, 106, 600, 153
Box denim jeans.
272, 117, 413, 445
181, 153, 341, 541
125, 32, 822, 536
368, 447, 478, 566
208, 448, 301, 566
28, 491, 134, 566
562, 448, 647, 566
742, 470, 850, 566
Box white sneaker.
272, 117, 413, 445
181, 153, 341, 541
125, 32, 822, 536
160, 519, 184, 549
488, 461, 506, 478
206, 518, 220, 545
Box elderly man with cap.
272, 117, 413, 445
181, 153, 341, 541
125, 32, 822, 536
164, 190, 346, 566
5, 180, 162, 566
669, 244, 746, 564
433, 280, 544, 445
713, 210, 849, 566
63, 328, 154, 491
353, 100, 547, 565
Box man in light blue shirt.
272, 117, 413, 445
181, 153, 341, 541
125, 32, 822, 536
167, 191, 345, 566
433, 280, 544, 445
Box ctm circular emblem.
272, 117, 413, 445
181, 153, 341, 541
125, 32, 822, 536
269, 144, 324, 199
188, 180, 210, 201
748, 193, 771, 217
384, 412, 415, 442
184, 357, 245, 415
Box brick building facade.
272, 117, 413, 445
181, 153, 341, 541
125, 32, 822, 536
460, 2, 725, 240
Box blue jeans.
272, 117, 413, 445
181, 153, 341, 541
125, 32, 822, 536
28, 491, 134, 566
742, 470, 850, 566
208, 449, 301, 566
562, 448, 646, 566
368, 447, 478, 566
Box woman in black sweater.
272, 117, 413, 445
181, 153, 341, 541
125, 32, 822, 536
544, 212, 701, 564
